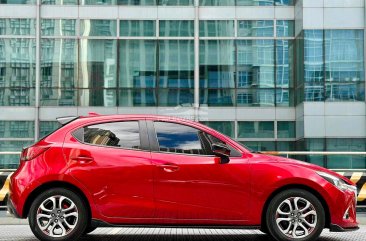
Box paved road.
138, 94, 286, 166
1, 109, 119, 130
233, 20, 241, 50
0, 225, 365, 241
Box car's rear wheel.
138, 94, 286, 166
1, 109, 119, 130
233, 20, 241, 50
265, 189, 325, 241
29, 188, 88, 241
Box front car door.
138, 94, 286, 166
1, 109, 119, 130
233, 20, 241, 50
148, 120, 251, 225
63, 119, 155, 221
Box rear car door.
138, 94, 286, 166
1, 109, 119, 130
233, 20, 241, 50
148, 121, 250, 224
63, 119, 155, 219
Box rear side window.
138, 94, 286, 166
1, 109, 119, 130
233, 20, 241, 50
154, 122, 219, 155
74, 121, 141, 150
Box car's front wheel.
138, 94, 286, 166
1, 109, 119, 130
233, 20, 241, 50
29, 188, 88, 241
265, 188, 325, 241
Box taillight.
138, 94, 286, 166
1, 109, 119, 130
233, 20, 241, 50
20, 146, 49, 161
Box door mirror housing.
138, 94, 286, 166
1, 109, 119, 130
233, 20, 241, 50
212, 143, 231, 164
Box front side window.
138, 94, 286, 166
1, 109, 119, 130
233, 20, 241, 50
154, 122, 224, 155
75, 121, 141, 150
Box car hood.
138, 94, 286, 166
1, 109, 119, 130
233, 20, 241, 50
261, 154, 353, 185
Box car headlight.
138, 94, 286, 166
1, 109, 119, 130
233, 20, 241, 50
316, 171, 356, 194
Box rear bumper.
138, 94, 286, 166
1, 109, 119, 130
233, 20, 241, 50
329, 224, 359, 232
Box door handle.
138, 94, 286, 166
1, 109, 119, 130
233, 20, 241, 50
71, 156, 94, 164
158, 164, 180, 173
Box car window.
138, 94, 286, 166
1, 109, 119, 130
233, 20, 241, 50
75, 121, 141, 150
154, 121, 223, 155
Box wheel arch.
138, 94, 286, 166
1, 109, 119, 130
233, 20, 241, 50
22, 181, 92, 222
260, 184, 331, 231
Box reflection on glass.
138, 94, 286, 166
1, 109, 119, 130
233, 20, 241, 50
276, 88, 293, 107
119, 89, 156, 106
325, 30, 365, 101
242, 141, 275, 152
237, 0, 273, 6
40, 88, 77, 106
0, 121, 34, 138
159, 89, 194, 106
276, 40, 293, 88
238, 20, 274, 37
41, 19, 76, 36
83, 122, 141, 149
276, 20, 294, 37
0, 19, 35, 35
277, 121, 295, 138
199, 0, 235, 6
79, 89, 117, 106
304, 30, 324, 101
0, 141, 34, 169
119, 40, 156, 88
81, 0, 116, 4
41, 0, 77, 4
41, 39, 78, 89
199, 20, 235, 37
80, 39, 117, 88
327, 139, 366, 169
238, 121, 274, 138
237, 40, 275, 88
159, 20, 194, 37
40, 121, 60, 138
80, 20, 117, 36
158, 0, 193, 5
0, 0, 36, 4
274, 0, 294, 6
237, 88, 274, 106
120, 20, 155, 37
202, 121, 235, 138
118, 0, 156, 4
200, 89, 235, 106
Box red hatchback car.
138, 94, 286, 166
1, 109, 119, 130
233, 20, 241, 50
8, 114, 358, 241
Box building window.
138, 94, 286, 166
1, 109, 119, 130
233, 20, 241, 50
80, 20, 117, 37
120, 20, 156, 37
238, 121, 275, 138
238, 20, 274, 37
199, 20, 235, 37
276, 20, 294, 37
159, 20, 194, 37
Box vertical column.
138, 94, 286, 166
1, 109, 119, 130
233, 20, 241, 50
34, 0, 41, 141
194, 0, 200, 121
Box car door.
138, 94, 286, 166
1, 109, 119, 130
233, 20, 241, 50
148, 120, 251, 224
63, 119, 155, 219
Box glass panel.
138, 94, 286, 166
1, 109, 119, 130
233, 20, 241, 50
325, 30, 365, 102
80, 121, 141, 149
276, 20, 294, 37
41, 0, 77, 4
199, 20, 235, 37
0, 19, 35, 35
41, 39, 78, 89
200, 89, 235, 106
0, 121, 34, 138
202, 121, 235, 138
241, 141, 275, 152
158, 0, 193, 5
79, 39, 117, 88
238, 20, 274, 37
81, 0, 117, 4
304, 30, 324, 101
276, 141, 295, 151
0, 141, 34, 169
80, 20, 117, 36
159, 40, 194, 88
79, 89, 116, 106
199, 0, 235, 6
200, 40, 235, 88
327, 139, 366, 169
120, 20, 155, 37
237, 88, 275, 107
154, 121, 209, 155
238, 121, 274, 138
118, 0, 156, 4
40, 121, 61, 138
276, 40, 294, 88
41, 19, 76, 36
159, 20, 194, 37
304, 139, 325, 167
119, 89, 156, 106
119, 40, 157, 88
276, 88, 294, 107
237, 40, 275, 88
0, 0, 36, 3
0, 88, 35, 106
274, 0, 294, 6
158, 89, 194, 106
237, 0, 274, 6
277, 121, 295, 138
40, 88, 78, 106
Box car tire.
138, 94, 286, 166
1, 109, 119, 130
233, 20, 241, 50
29, 188, 88, 241
83, 226, 97, 235
265, 188, 325, 241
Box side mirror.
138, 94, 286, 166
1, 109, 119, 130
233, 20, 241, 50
212, 143, 231, 164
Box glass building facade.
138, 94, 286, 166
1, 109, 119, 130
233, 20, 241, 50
0, 0, 366, 169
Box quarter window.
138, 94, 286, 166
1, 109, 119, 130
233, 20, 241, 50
75, 121, 141, 149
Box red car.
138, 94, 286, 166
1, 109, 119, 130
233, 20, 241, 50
8, 114, 358, 241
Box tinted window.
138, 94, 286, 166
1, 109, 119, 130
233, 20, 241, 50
154, 122, 222, 155
76, 121, 141, 149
